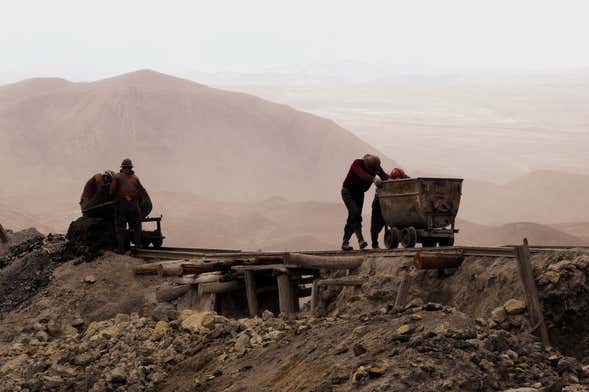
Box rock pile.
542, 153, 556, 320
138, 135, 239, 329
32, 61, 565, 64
0, 231, 68, 315
0, 308, 308, 391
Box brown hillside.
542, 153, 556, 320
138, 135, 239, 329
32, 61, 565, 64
460, 171, 589, 224
0, 70, 393, 201
458, 221, 588, 247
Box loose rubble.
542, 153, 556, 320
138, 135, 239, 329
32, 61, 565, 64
2, 227, 589, 391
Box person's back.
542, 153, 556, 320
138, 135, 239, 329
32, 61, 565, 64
110, 159, 145, 253
111, 170, 143, 202
80, 171, 114, 213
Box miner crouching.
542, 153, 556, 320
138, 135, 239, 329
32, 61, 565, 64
341, 154, 389, 251
370, 167, 409, 248
80, 170, 115, 213
110, 158, 146, 253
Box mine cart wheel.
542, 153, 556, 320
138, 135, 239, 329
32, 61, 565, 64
384, 228, 400, 249
151, 238, 163, 249
438, 237, 455, 247
142, 237, 152, 248
421, 238, 437, 248
400, 227, 417, 248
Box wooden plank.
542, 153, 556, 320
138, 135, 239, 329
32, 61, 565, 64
198, 280, 243, 294
277, 274, 295, 319
232, 264, 289, 272
414, 251, 464, 270
315, 277, 364, 287
156, 284, 191, 302
176, 272, 223, 285
244, 270, 259, 317
393, 272, 410, 312
134, 259, 190, 275
159, 264, 183, 277
515, 238, 550, 346
285, 253, 364, 270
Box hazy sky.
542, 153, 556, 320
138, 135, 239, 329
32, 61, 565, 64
1, 0, 589, 81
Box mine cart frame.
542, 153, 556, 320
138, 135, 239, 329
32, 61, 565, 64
139, 215, 165, 249
378, 177, 463, 248
82, 201, 165, 249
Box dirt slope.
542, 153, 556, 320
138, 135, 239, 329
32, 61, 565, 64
2, 227, 589, 391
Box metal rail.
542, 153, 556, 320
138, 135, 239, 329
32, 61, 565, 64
130, 244, 579, 261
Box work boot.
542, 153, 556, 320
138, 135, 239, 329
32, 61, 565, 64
133, 229, 143, 249
342, 226, 354, 251
115, 232, 126, 254
355, 229, 368, 250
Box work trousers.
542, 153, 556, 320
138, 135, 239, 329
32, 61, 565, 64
115, 199, 142, 248
370, 195, 386, 245
341, 188, 364, 242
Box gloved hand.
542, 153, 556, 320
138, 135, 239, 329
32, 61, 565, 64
373, 177, 383, 188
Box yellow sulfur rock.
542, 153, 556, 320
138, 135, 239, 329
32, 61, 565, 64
543, 271, 560, 284
151, 320, 170, 341
396, 324, 413, 335
504, 299, 527, 315
181, 311, 216, 334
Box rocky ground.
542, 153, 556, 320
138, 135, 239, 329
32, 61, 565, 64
2, 228, 589, 391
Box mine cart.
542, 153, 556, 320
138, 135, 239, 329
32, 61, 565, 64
377, 177, 463, 248
82, 200, 165, 249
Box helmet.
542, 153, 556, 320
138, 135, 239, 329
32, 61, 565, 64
121, 158, 133, 169
390, 168, 406, 179
103, 170, 115, 182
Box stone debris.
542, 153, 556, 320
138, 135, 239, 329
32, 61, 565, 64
2, 227, 589, 391
503, 298, 527, 315
83, 274, 97, 284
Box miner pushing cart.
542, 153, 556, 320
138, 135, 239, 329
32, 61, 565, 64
377, 177, 463, 248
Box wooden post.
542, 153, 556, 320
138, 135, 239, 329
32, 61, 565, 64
515, 238, 550, 346
311, 280, 320, 315
291, 277, 300, 313
0, 224, 7, 243
393, 272, 410, 312
277, 274, 295, 319
244, 270, 259, 317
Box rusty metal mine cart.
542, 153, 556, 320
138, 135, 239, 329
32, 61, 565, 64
377, 177, 463, 248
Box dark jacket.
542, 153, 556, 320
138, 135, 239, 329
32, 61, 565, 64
80, 173, 106, 205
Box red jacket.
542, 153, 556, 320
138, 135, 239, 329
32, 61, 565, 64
342, 159, 389, 193
110, 170, 145, 202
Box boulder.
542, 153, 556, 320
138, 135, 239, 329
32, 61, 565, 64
83, 275, 97, 284
234, 333, 250, 356
180, 311, 216, 334
543, 271, 560, 284
503, 299, 526, 315
396, 324, 413, 335
491, 306, 507, 323
352, 366, 369, 384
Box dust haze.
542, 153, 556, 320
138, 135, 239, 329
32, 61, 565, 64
1, 0, 589, 249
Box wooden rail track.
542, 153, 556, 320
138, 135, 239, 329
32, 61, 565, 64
131, 244, 579, 261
